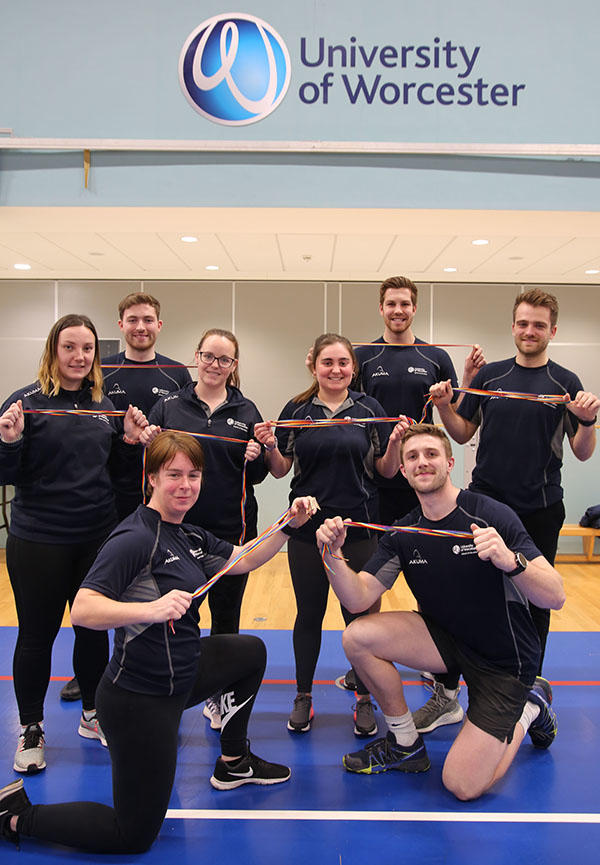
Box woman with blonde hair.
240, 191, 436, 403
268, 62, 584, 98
0, 313, 148, 774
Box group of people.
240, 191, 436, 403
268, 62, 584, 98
0, 280, 597, 853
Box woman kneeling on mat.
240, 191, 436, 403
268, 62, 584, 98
0, 430, 316, 854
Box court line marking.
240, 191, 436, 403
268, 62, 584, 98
166, 808, 600, 824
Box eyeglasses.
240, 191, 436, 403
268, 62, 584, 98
197, 351, 237, 369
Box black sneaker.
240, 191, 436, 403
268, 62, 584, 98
287, 694, 313, 732
334, 668, 357, 691
343, 731, 430, 774
527, 676, 557, 749
0, 778, 31, 817
0, 778, 32, 850
60, 676, 81, 702
210, 744, 291, 790
353, 698, 378, 737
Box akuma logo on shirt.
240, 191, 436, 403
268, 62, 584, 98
164, 549, 180, 564
179, 13, 291, 126
409, 548, 428, 565
107, 383, 126, 396
371, 365, 389, 377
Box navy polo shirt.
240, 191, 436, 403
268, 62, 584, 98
275, 389, 391, 542
362, 490, 542, 681
457, 358, 582, 513
82, 505, 234, 696
355, 337, 458, 489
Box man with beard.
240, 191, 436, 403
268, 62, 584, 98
428, 288, 599, 679
316, 424, 565, 801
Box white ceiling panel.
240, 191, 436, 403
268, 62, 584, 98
520, 238, 600, 276
159, 233, 233, 271
381, 235, 455, 273
278, 234, 335, 272
101, 233, 190, 271
471, 236, 573, 276
43, 232, 141, 272
0, 232, 93, 271
332, 234, 394, 271
218, 234, 281, 271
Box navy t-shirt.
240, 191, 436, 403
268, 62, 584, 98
362, 490, 542, 681
457, 358, 582, 513
275, 389, 391, 542
355, 337, 458, 489
81, 505, 233, 696
103, 352, 192, 506
102, 351, 192, 416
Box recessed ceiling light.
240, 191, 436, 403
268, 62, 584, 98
14, 263, 31, 271
472, 239, 489, 246
585, 268, 599, 275
443, 266, 457, 272
181, 235, 198, 243
205, 264, 219, 271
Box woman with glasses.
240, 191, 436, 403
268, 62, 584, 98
147, 329, 267, 730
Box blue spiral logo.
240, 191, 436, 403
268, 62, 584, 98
179, 13, 291, 126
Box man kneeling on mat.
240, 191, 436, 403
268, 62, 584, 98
316, 423, 565, 801
0, 431, 318, 853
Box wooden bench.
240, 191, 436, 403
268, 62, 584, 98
555, 523, 600, 563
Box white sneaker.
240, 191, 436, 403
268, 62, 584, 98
203, 696, 222, 730
14, 723, 46, 774
79, 713, 107, 747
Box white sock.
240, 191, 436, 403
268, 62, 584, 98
82, 709, 96, 722
384, 710, 418, 746
517, 700, 541, 734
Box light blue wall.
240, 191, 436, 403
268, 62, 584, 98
2, 1, 600, 208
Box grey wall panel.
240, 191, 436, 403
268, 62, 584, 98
0, 281, 55, 338
144, 280, 233, 367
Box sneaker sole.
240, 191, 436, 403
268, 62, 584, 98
287, 719, 311, 733
334, 675, 356, 692
415, 705, 464, 734
354, 723, 378, 737
78, 726, 107, 747
209, 771, 291, 790
13, 759, 46, 774
343, 755, 430, 775
202, 705, 222, 731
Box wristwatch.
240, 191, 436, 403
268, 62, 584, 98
505, 551, 528, 578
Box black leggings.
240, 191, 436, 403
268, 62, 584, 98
6, 533, 109, 723
205, 527, 256, 636
18, 634, 266, 854
287, 536, 378, 694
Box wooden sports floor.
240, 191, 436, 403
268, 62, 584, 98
0, 553, 598, 864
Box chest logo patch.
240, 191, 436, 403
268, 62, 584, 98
409, 548, 428, 565
371, 366, 389, 378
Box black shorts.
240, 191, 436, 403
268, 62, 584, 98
420, 612, 534, 744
